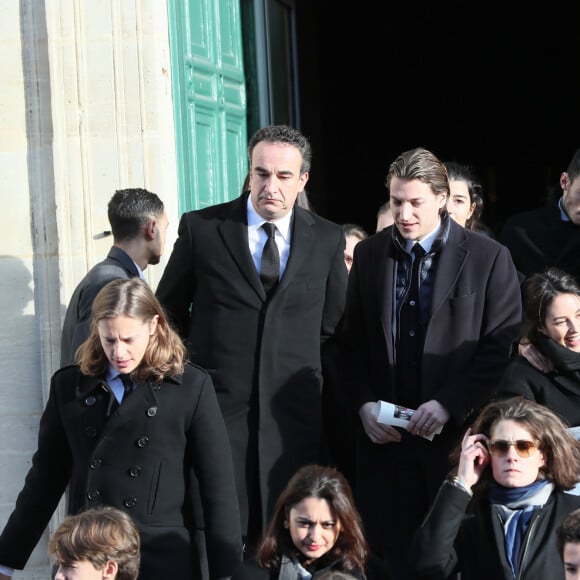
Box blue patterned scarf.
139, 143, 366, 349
489, 479, 550, 578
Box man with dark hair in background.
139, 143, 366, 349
500, 148, 580, 282
60, 188, 167, 366
156, 124, 347, 554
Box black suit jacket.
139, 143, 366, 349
156, 193, 348, 532
0, 363, 242, 579
60, 247, 140, 366
499, 201, 580, 282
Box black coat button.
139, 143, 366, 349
90, 459, 102, 469
87, 490, 100, 501
128, 466, 142, 477
147, 406, 157, 417
124, 497, 137, 508
137, 437, 149, 448
84, 395, 96, 406
85, 426, 97, 438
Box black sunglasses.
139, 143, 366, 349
487, 439, 539, 458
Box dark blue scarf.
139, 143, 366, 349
489, 479, 549, 578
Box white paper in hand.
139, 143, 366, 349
373, 400, 443, 441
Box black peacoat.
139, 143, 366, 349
155, 193, 348, 533
0, 363, 242, 579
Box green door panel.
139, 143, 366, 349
168, 0, 248, 213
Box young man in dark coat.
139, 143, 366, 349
337, 147, 522, 580
0, 278, 241, 580
155, 124, 348, 552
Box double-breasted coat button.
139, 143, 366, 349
84, 395, 96, 406
87, 490, 100, 501
137, 436, 149, 448
128, 466, 142, 477
147, 406, 157, 417
90, 459, 102, 469
85, 426, 97, 438
124, 497, 137, 508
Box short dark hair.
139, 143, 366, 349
248, 125, 312, 175
108, 188, 164, 242
556, 508, 580, 559
566, 148, 580, 184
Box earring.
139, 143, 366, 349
283, 521, 289, 529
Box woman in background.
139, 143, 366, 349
232, 464, 369, 580
494, 267, 580, 429
444, 160, 493, 235
413, 397, 580, 579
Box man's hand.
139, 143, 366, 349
407, 399, 449, 438
359, 402, 402, 444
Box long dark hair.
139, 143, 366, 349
444, 161, 485, 232
522, 267, 580, 344
256, 464, 368, 574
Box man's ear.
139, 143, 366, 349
103, 559, 119, 579
144, 219, 156, 241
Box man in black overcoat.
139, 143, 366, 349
156, 125, 348, 551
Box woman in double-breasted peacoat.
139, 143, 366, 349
0, 278, 242, 580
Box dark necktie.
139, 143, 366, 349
119, 373, 133, 402
396, 243, 426, 408
260, 222, 280, 293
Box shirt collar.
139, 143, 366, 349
558, 196, 571, 222
404, 220, 441, 254
133, 261, 145, 279
106, 364, 119, 381
246, 195, 293, 242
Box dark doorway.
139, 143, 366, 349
296, 1, 580, 236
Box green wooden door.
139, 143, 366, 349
168, 0, 247, 212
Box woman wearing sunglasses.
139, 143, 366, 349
494, 267, 580, 431
412, 396, 580, 579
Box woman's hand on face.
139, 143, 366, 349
456, 428, 490, 488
